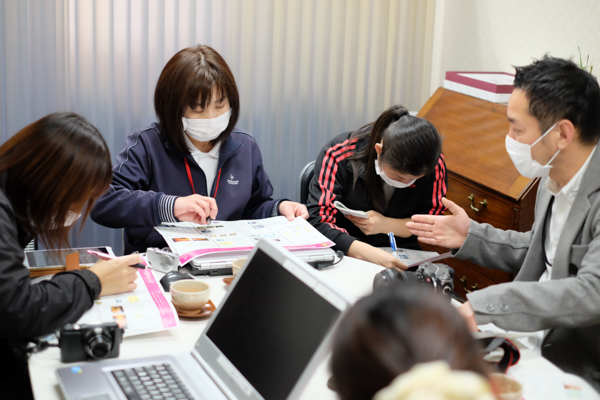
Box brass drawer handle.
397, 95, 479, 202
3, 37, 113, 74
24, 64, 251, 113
468, 193, 488, 212
460, 276, 479, 293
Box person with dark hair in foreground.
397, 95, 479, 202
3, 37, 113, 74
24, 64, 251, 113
407, 55, 600, 390
91, 45, 308, 254
0, 112, 141, 399
331, 286, 495, 400
307, 105, 447, 269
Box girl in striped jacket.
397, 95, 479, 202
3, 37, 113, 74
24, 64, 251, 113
307, 105, 447, 270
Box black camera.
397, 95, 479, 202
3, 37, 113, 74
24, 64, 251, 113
373, 262, 455, 296
59, 322, 123, 363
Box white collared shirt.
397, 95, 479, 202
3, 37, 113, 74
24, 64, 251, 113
526, 146, 596, 354
184, 134, 221, 194
541, 145, 596, 281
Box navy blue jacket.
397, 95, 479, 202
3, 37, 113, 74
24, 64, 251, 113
91, 123, 281, 253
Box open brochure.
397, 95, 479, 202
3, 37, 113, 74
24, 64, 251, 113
75, 269, 179, 337
155, 216, 335, 265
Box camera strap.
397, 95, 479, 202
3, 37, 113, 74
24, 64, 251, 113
478, 337, 520, 373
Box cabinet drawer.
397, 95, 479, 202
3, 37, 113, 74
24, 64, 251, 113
447, 178, 516, 231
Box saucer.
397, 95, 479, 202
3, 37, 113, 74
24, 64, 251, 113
223, 277, 234, 285
172, 299, 215, 319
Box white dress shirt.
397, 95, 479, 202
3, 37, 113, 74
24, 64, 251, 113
184, 134, 221, 194
525, 146, 596, 353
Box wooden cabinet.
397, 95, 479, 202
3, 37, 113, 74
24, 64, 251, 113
417, 88, 539, 299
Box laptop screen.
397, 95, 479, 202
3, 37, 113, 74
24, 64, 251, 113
205, 248, 341, 400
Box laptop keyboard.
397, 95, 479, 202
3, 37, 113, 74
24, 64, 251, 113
112, 363, 194, 400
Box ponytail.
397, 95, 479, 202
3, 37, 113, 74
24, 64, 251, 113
348, 105, 441, 212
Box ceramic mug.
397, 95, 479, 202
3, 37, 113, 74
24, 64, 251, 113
490, 373, 523, 400
170, 280, 211, 311
232, 258, 247, 276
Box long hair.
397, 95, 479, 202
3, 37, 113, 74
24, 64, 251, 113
330, 285, 490, 400
0, 112, 112, 249
154, 44, 240, 154
349, 105, 442, 212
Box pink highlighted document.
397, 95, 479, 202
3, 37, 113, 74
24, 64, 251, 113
154, 216, 335, 265
74, 269, 179, 337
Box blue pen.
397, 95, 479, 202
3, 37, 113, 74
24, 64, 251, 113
388, 232, 397, 251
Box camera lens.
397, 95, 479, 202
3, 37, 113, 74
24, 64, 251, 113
83, 327, 113, 360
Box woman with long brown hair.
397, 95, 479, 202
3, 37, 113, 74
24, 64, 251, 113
0, 112, 140, 399
91, 45, 308, 254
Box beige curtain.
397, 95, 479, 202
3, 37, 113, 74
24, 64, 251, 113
0, 0, 436, 253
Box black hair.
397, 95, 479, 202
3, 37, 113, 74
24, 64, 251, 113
349, 105, 442, 212
514, 55, 600, 144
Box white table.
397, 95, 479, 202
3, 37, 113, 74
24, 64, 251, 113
28, 256, 600, 399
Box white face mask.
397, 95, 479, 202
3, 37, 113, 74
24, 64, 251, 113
505, 122, 560, 178
64, 210, 82, 227
375, 157, 416, 189
49, 210, 81, 229
182, 109, 232, 142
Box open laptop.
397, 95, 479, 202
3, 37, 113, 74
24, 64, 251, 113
56, 239, 352, 400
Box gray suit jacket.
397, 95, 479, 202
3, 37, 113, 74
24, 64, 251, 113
454, 147, 600, 390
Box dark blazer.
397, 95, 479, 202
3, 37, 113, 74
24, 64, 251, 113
0, 176, 101, 397
455, 147, 600, 390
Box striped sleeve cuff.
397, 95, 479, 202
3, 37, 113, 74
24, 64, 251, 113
158, 194, 178, 223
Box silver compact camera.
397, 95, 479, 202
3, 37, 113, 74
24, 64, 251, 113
145, 247, 180, 273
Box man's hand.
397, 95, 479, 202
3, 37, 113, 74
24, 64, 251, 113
174, 195, 218, 224
90, 254, 140, 297
405, 198, 470, 249
279, 201, 309, 220
348, 241, 408, 270
345, 211, 385, 236
457, 301, 478, 332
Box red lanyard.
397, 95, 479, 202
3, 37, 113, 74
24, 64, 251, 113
184, 158, 222, 197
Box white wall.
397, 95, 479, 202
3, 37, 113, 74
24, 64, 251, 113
429, 0, 600, 95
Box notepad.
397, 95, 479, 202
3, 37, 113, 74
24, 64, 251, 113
333, 201, 369, 218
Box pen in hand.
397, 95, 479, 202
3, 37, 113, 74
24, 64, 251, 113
388, 232, 397, 253
87, 250, 147, 269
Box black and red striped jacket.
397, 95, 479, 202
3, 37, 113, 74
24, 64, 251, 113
307, 132, 447, 254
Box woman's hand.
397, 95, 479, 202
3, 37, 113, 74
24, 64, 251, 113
345, 211, 386, 236
90, 254, 141, 297
174, 195, 218, 224
348, 241, 408, 270
279, 201, 309, 220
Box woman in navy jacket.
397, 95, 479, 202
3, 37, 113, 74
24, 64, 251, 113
92, 45, 307, 254
307, 105, 447, 270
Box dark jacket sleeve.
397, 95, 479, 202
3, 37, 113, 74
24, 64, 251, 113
307, 139, 357, 254
0, 199, 101, 339
240, 138, 280, 219
91, 129, 176, 228
412, 154, 448, 216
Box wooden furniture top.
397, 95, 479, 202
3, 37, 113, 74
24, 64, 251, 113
417, 88, 535, 201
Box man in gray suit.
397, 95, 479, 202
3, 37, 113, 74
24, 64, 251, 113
407, 56, 600, 390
